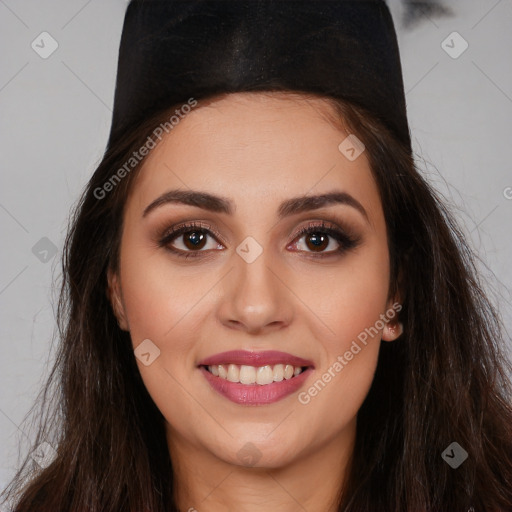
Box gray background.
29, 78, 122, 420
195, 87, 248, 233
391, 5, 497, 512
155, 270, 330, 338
1, 0, 511, 495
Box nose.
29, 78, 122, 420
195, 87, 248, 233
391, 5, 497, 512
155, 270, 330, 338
216, 249, 295, 335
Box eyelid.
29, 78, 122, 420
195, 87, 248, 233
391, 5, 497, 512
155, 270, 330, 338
159, 220, 227, 246
288, 219, 356, 242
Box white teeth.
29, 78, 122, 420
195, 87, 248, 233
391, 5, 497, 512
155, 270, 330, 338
284, 364, 294, 380
273, 364, 284, 381
218, 364, 227, 379
227, 363, 239, 382
257, 365, 274, 385
239, 365, 256, 384
206, 363, 306, 385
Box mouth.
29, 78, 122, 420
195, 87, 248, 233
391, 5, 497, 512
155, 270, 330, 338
200, 363, 309, 385
197, 350, 314, 405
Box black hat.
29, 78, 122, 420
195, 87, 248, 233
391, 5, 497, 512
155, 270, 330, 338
107, 0, 411, 152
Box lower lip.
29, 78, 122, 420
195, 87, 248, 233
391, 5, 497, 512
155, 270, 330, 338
199, 366, 313, 405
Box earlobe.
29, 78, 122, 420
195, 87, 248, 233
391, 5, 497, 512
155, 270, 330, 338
106, 268, 129, 331
382, 320, 403, 342
382, 293, 404, 342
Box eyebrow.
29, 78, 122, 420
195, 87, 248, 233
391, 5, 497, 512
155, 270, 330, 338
142, 189, 369, 222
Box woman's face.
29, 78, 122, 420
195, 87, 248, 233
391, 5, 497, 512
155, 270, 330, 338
109, 92, 401, 470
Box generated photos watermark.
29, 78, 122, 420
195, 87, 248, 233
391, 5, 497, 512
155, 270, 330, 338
94, 97, 198, 200
298, 302, 402, 405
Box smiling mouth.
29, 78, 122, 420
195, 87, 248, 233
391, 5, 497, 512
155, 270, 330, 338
201, 363, 309, 386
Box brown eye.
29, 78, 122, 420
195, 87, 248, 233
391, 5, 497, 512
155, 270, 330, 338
181, 230, 207, 250
304, 232, 330, 252
295, 230, 340, 253
158, 222, 224, 257
289, 221, 361, 257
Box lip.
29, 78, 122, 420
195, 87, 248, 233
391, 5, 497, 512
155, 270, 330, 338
199, 366, 314, 405
197, 350, 314, 368
197, 350, 314, 405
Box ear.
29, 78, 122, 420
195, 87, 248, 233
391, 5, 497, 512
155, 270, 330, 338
107, 268, 129, 331
382, 319, 403, 342
381, 295, 403, 343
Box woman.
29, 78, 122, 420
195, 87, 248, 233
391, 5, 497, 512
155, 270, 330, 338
2, 1, 512, 511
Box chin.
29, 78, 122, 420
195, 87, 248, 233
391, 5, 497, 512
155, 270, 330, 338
211, 434, 304, 469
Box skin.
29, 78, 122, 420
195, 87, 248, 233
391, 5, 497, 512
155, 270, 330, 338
108, 92, 402, 512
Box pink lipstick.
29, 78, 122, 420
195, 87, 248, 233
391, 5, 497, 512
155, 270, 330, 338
198, 350, 314, 405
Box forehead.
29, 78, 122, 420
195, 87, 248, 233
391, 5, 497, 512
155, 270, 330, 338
128, 92, 381, 222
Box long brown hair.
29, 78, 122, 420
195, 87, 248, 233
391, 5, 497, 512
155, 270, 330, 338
2, 93, 512, 511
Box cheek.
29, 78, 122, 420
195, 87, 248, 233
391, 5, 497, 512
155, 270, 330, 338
118, 247, 213, 427
119, 241, 216, 346
295, 247, 390, 411
299, 243, 390, 349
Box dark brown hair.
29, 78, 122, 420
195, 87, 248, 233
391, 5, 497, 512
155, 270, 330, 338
2, 92, 512, 511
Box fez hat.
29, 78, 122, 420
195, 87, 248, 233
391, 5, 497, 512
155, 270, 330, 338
107, 0, 411, 152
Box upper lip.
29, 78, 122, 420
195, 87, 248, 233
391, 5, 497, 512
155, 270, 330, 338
198, 350, 314, 368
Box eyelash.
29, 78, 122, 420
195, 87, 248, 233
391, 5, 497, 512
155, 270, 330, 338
157, 220, 361, 259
